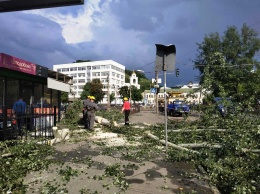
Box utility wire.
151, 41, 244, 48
136, 61, 155, 70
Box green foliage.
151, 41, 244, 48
139, 78, 152, 91
63, 99, 82, 125
125, 70, 147, 80
0, 140, 54, 193
89, 78, 105, 103
110, 93, 115, 103
58, 166, 79, 182
80, 79, 104, 102
74, 60, 92, 63
118, 86, 130, 99
118, 86, 143, 102
195, 24, 260, 108
61, 91, 69, 104
96, 108, 123, 123
80, 82, 91, 100
131, 86, 143, 102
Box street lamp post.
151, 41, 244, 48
155, 44, 176, 152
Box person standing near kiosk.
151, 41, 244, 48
12, 97, 26, 135
122, 97, 131, 125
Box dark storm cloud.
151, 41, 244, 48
109, 0, 181, 32
1, 0, 260, 86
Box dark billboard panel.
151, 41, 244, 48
0, 53, 36, 75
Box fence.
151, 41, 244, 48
0, 105, 57, 141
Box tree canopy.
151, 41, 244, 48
80, 79, 104, 103
61, 92, 69, 104
195, 24, 260, 106
118, 85, 143, 103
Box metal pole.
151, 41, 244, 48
155, 71, 159, 113
107, 74, 110, 108
114, 85, 117, 106
129, 86, 132, 105
164, 70, 168, 151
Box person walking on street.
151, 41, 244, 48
167, 101, 174, 116
83, 95, 91, 129
87, 96, 99, 130
12, 97, 26, 135
122, 97, 131, 125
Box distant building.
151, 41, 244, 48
142, 82, 204, 106
124, 71, 141, 103
125, 71, 140, 89
53, 60, 125, 104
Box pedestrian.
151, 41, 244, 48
167, 101, 174, 116
122, 97, 131, 125
12, 97, 26, 135
83, 95, 91, 129
87, 96, 99, 130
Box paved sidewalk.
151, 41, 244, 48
129, 110, 165, 125
129, 109, 200, 125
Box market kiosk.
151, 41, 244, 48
0, 53, 72, 140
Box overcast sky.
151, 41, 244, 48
1, 0, 260, 86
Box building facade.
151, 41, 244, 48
142, 83, 204, 106
53, 60, 125, 104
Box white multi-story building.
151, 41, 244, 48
53, 60, 125, 104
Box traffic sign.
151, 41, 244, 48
155, 44, 176, 71
150, 88, 156, 93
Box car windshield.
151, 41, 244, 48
174, 101, 184, 105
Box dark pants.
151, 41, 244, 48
87, 111, 95, 130
168, 109, 174, 116
16, 113, 24, 135
83, 109, 90, 129
124, 110, 130, 125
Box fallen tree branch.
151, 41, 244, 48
169, 129, 226, 132
1, 153, 13, 158
177, 143, 221, 148
144, 131, 200, 154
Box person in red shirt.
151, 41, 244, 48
122, 97, 131, 125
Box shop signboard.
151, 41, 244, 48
0, 53, 36, 75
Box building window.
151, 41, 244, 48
101, 72, 109, 76
78, 79, 85, 83
87, 66, 91, 70
92, 72, 100, 76
62, 68, 69, 72
78, 73, 85, 77
78, 67, 86, 71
